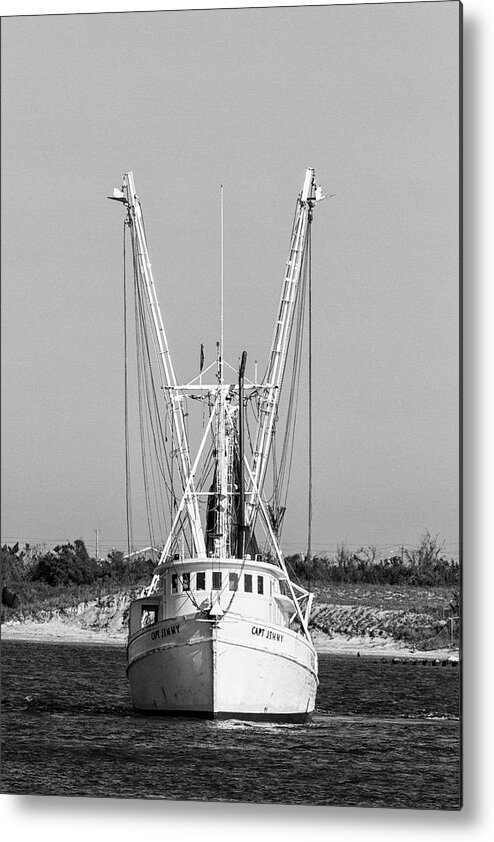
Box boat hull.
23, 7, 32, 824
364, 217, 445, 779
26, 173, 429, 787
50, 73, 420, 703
127, 614, 318, 721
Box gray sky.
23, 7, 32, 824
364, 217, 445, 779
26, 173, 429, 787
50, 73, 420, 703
1, 2, 460, 558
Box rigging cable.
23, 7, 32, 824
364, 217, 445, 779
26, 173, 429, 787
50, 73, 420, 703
123, 220, 134, 557
137, 207, 180, 503
129, 204, 195, 555
306, 220, 313, 563
133, 238, 157, 552
134, 271, 175, 532
271, 223, 309, 521
138, 202, 185, 544
132, 223, 170, 552
259, 197, 300, 385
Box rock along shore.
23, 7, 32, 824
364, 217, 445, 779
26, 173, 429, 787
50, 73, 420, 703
1, 589, 459, 662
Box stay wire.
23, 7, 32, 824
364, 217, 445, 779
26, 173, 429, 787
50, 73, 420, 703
136, 278, 176, 509
135, 283, 167, 546
131, 223, 169, 551
280, 235, 309, 505
134, 217, 177, 501
133, 257, 156, 551
270, 224, 310, 515
123, 220, 134, 557
306, 222, 313, 563
129, 208, 185, 550
138, 202, 180, 507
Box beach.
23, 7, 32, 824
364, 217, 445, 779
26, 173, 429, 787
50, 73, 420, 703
1, 618, 459, 661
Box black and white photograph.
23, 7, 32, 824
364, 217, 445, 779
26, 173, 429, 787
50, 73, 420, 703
1, 0, 464, 821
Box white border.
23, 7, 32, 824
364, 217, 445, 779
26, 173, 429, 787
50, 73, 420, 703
0, 0, 469, 16
2, 0, 492, 838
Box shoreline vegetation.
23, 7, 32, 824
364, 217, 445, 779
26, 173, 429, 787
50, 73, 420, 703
1, 536, 460, 661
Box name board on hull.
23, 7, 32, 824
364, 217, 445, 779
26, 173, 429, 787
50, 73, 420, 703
150, 623, 180, 642
251, 625, 284, 643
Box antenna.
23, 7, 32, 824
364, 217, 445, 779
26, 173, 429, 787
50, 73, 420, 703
220, 184, 224, 384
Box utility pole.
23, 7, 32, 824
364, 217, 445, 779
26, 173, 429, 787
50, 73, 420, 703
95, 529, 99, 559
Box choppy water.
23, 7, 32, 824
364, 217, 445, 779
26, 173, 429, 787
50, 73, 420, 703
1, 641, 460, 808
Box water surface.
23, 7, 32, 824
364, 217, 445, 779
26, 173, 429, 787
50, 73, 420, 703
1, 641, 461, 808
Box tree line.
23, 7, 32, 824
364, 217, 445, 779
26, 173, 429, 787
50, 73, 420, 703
1, 540, 154, 612
287, 532, 460, 588
2, 530, 459, 614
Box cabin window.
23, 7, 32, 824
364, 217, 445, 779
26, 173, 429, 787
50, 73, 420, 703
141, 606, 158, 628
182, 572, 190, 591
257, 575, 264, 595
244, 574, 252, 593
212, 571, 222, 590
171, 573, 178, 593
229, 572, 238, 591
196, 571, 206, 590
279, 579, 290, 596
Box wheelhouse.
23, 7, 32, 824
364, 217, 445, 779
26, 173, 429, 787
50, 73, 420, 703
128, 556, 300, 637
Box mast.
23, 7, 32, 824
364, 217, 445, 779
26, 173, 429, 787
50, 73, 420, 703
114, 172, 207, 559
245, 168, 322, 529
215, 384, 230, 558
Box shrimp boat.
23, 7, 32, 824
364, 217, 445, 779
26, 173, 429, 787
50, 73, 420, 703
110, 168, 325, 720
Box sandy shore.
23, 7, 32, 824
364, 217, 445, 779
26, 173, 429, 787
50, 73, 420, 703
310, 630, 459, 661
1, 620, 459, 660
1, 621, 126, 646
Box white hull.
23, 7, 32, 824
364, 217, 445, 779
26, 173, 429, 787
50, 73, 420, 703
127, 613, 318, 721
